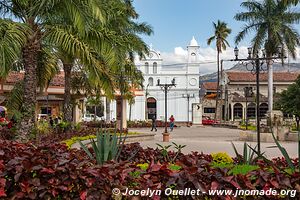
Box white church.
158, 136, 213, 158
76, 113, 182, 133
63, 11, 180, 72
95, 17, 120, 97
106, 37, 202, 124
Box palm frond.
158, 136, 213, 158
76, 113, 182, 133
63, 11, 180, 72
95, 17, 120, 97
0, 19, 30, 77
207, 36, 216, 46
235, 23, 260, 45
5, 80, 24, 115
37, 47, 59, 92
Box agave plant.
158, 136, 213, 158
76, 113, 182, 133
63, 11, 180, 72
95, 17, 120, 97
267, 131, 296, 172
231, 142, 258, 165
78, 129, 127, 165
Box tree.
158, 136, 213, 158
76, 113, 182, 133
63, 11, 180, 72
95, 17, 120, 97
235, 0, 300, 112
0, 0, 107, 140
207, 20, 231, 120
112, 60, 144, 130
275, 75, 300, 169
275, 76, 300, 117
128, 96, 135, 122
96, 0, 152, 127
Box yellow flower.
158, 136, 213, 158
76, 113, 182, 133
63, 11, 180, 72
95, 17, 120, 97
211, 152, 233, 165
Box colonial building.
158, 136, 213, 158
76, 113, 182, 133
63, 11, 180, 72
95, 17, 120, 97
0, 71, 84, 122
199, 82, 218, 119
200, 71, 300, 122
106, 37, 201, 123
224, 71, 300, 121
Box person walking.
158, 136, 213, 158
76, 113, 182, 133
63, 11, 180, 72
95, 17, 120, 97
169, 115, 175, 131
151, 115, 157, 131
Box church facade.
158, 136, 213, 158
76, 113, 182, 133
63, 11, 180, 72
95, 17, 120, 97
106, 37, 201, 123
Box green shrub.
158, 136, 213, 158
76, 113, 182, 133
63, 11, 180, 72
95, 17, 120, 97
36, 121, 50, 135
73, 122, 82, 131
228, 164, 259, 175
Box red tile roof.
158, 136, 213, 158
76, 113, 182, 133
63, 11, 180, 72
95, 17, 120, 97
4, 71, 65, 87
202, 82, 217, 90
226, 72, 300, 82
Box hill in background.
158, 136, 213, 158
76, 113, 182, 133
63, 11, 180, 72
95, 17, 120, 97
200, 62, 300, 83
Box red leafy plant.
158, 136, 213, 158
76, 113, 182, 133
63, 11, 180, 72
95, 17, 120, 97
0, 140, 299, 200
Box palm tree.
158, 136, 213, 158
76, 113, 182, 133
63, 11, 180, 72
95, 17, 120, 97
282, 0, 299, 5
207, 20, 231, 120
0, 0, 108, 139
235, 0, 300, 111
58, 0, 152, 123
96, 0, 152, 127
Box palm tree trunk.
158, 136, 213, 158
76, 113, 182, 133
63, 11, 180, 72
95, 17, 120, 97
63, 63, 73, 122
267, 32, 273, 113
267, 61, 273, 112
105, 98, 111, 122
129, 103, 132, 121
17, 37, 40, 141
214, 51, 220, 121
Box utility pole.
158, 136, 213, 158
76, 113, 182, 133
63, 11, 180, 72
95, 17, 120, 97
157, 78, 176, 137
145, 84, 149, 120
182, 93, 195, 127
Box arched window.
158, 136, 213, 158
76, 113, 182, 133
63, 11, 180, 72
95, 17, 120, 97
153, 62, 157, 74
233, 103, 243, 119
247, 103, 256, 118
148, 77, 153, 86
259, 103, 268, 118
145, 62, 149, 74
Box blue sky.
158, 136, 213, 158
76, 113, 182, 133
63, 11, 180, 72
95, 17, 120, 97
134, 0, 251, 52
133, 0, 300, 74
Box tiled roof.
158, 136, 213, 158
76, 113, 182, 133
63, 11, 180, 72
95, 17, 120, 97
231, 92, 268, 102
202, 82, 217, 90
4, 71, 65, 87
226, 72, 300, 82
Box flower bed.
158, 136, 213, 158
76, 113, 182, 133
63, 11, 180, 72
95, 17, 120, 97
0, 141, 299, 199
33, 127, 129, 145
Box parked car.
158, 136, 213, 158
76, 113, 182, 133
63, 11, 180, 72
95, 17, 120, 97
202, 116, 219, 125
82, 114, 102, 122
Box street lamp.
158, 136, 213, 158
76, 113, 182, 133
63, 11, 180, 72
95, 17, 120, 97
182, 93, 195, 127
157, 78, 176, 139
232, 46, 285, 155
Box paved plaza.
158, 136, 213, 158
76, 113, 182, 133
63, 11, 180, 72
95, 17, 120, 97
130, 126, 298, 158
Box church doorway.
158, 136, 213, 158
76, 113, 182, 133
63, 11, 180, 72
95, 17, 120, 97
147, 97, 157, 119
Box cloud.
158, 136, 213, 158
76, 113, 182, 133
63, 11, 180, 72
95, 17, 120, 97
158, 46, 300, 75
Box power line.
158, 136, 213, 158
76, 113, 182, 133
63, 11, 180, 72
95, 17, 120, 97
135, 61, 218, 67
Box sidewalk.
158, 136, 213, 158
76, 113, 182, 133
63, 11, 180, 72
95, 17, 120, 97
130, 126, 298, 158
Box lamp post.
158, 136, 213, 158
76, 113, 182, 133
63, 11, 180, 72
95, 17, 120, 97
157, 78, 176, 140
182, 93, 195, 127
232, 46, 285, 155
